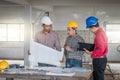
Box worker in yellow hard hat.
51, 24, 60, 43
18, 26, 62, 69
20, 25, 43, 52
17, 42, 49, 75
0, 60, 9, 72
64, 21, 85, 68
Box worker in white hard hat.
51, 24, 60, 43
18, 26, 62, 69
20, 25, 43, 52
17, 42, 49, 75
64, 21, 85, 68
34, 16, 61, 66
34, 16, 61, 51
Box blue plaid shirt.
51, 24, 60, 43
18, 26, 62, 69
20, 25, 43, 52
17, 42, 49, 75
64, 33, 85, 60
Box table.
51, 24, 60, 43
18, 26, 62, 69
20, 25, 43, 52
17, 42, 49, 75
0, 67, 93, 80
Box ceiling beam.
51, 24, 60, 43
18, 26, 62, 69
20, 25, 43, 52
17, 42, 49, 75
4, 0, 29, 5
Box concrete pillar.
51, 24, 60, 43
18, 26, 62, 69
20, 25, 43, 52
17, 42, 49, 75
24, 5, 32, 67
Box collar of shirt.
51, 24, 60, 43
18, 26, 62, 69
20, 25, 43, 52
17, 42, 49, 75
41, 30, 52, 35
95, 27, 103, 35
69, 33, 79, 38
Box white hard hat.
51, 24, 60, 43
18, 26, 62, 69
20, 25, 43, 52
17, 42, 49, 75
41, 16, 53, 25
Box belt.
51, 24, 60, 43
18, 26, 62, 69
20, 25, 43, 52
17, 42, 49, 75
100, 56, 106, 58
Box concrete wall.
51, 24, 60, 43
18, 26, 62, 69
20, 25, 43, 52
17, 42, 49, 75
52, 4, 120, 30
0, 4, 24, 60
0, 42, 24, 60
0, 6, 24, 23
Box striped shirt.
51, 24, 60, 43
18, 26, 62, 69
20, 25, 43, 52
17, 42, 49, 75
34, 31, 61, 51
64, 33, 85, 60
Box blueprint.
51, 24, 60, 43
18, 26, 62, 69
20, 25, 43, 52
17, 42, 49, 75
30, 41, 64, 67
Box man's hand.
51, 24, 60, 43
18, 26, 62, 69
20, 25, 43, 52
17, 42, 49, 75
83, 48, 92, 55
28, 50, 31, 55
65, 46, 72, 51
60, 57, 64, 63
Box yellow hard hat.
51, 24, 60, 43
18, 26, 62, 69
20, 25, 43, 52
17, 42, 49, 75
67, 21, 78, 28
0, 60, 9, 71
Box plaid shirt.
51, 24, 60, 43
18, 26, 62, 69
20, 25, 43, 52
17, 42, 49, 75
64, 33, 85, 60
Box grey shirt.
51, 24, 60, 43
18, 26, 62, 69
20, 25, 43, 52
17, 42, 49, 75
35, 31, 61, 51
64, 33, 85, 60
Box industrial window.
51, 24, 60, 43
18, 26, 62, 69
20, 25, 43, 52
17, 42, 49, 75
0, 24, 24, 41
106, 24, 120, 43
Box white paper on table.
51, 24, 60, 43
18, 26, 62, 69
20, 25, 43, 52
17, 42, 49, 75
32, 67, 75, 76
30, 41, 64, 67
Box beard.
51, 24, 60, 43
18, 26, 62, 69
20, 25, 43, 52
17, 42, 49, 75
43, 28, 51, 33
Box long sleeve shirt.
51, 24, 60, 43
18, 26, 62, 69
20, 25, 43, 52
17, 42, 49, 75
34, 31, 61, 51
91, 27, 108, 58
64, 34, 85, 60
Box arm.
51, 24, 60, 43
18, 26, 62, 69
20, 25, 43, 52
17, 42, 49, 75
84, 33, 106, 55
84, 48, 93, 55
92, 33, 106, 55
54, 32, 61, 51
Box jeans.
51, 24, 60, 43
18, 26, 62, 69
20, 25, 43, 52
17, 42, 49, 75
66, 58, 82, 68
